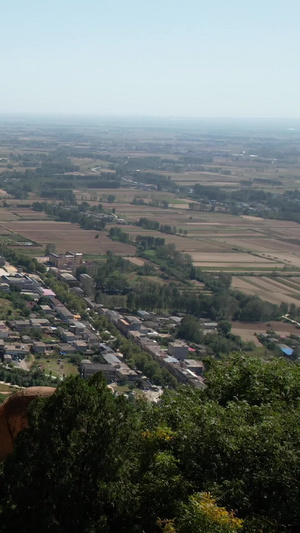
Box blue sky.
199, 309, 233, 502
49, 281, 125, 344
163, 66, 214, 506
1, 0, 299, 117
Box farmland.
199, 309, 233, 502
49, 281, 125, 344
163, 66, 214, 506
0, 220, 135, 255
231, 276, 300, 306
232, 321, 300, 346
0, 118, 300, 311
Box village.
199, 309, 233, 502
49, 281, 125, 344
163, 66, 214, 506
0, 250, 211, 398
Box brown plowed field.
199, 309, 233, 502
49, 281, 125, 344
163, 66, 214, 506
232, 321, 300, 345
0, 221, 136, 255
231, 276, 300, 306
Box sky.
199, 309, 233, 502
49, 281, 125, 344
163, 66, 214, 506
1, 0, 300, 118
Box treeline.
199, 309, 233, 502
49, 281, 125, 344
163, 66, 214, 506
32, 202, 107, 231
132, 197, 170, 208
43, 273, 87, 315
108, 227, 132, 243
3, 356, 300, 531
126, 280, 281, 322
0, 365, 55, 388
190, 184, 300, 225
135, 235, 165, 251
117, 168, 177, 191
0, 153, 122, 200
88, 250, 285, 322
108, 227, 167, 251
142, 243, 194, 281
108, 228, 166, 252
137, 217, 188, 236
176, 315, 254, 356
91, 252, 134, 295
0, 246, 45, 274
192, 184, 270, 203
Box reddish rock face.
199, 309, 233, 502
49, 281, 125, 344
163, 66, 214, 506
0, 387, 56, 462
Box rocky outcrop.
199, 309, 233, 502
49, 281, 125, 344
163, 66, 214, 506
0, 387, 56, 461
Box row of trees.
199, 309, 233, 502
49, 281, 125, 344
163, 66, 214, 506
190, 184, 300, 225
176, 316, 254, 356
137, 217, 188, 236
0, 246, 45, 274
108, 228, 168, 254
0, 365, 54, 388
32, 202, 107, 231
126, 280, 281, 322
83, 251, 285, 323
43, 273, 87, 315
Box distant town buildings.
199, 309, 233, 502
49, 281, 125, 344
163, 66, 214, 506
49, 251, 82, 272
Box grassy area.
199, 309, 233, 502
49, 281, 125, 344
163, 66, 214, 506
83, 253, 107, 261
0, 382, 20, 403
168, 198, 189, 205
0, 383, 18, 394
204, 266, 289, 272
33, 356, 79, 379
110, 384, 144, 398
9, 246, 45, 256
41, 335, 58, 343
0, 298, 15, 320
0, 393, 8, 404
246, 346, 279, 361
0, 233, 32, 243
143, 249, 157, 258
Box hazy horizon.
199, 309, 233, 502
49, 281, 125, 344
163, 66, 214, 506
1, 0, 299, 118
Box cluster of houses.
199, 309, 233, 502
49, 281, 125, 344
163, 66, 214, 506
0, 255, 208, 390
96, 308, 206, 389
0, 272, 43, 295
257, 331, 299, 358
0, 307, 101, 364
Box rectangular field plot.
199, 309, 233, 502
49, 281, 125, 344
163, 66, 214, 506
191, 252, 279, 269
231, 276, 300, 306
232, 321, 300, 345
0, 221, 136, 255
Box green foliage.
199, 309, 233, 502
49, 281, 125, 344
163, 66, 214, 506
0, 393, 7, 405
0, 364, 55, 387
0, 375, 136, 532
32, 202, 107, 231
136, 234, 165, 251
174, 492, 243, 532
94, 251, 134, 295
137, 217, 178, 237
0, 245, 45, 274
127, 276, 280, 323
177, 315, 204, 344
2, 356, 300, 531
109, 227, 131, 243
43, 273, 86, 314
190, 184, 300, 225
45, 243, 56, 255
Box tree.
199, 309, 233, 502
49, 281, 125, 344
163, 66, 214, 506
45, 243, 56, 255
218, 320, 232, 336
0, 375, 136, 532
177, 316, 204, 344
104, 271, 130, 294
172, 492, 243, 533
127, 291, 136, 310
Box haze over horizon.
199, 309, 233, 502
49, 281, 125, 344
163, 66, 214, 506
1, 0, 299, 118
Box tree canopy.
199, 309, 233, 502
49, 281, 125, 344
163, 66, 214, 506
1, 355, 300, 532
